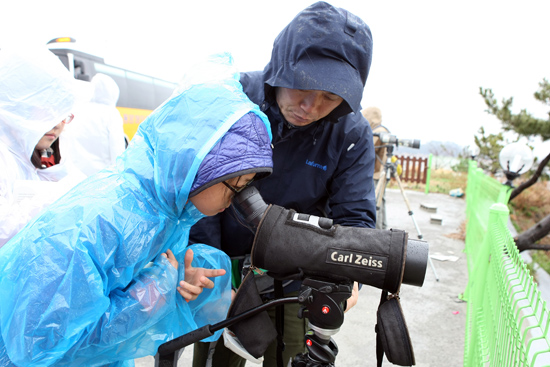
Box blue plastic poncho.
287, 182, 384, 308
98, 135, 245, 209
0, 53, 273, 367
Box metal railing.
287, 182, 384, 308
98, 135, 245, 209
464, 161, 550, 366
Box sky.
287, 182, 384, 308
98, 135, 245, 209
1, 0, 550, 157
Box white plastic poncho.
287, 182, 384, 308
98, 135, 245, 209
0, 53, 273, 367
0, 47, 82, 247
62, 73, 126, 177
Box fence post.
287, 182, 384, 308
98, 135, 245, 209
424, 154, 433, 194
497, 184, 513, 204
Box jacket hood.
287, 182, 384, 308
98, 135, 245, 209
189, 111, 272, 197
0, 46, 76, 164
119, 53, 273, 218
263, 1, 373, 121
90, 73, 120, 106
362, 106, 382, 128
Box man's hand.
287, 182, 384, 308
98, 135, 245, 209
344, 282, 359, 313
177, 248, 226, 302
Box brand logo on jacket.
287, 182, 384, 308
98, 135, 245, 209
326, 249, 387, 271
305, 159, 327, 171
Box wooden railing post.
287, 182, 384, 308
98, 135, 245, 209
394, 155, 428, 184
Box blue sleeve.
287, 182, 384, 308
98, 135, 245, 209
1, 245, 231, 367
1, 253, 179, 366
328, 116, 377, 229
55, 245, 232, 366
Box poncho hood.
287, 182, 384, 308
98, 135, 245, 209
90, 73, 120, 106
363, 106, 382, 128
0, 47, 76, 165
121, 53, 273, 218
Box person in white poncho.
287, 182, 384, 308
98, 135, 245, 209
0, 46, 85, 247
62, 73, 126, 177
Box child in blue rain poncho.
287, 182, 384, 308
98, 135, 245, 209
0, 53, 273, 367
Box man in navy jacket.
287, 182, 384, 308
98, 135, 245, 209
190, 2, 376, 366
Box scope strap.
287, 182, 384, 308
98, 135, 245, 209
275, 279, 285, 367
376, 290, 388, 367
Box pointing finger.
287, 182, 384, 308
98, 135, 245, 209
184, 248, 194, 269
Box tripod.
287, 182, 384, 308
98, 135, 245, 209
155, 277, 351, 367
291, 278, 351, 367
375, 144, 439, 281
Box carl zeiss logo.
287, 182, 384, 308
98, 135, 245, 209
305, 159, 327, 171
326, 249, 387, 271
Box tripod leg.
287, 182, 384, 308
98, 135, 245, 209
393, 174, 422, 238
375, 169, 387, 210
392, 173, 440, 282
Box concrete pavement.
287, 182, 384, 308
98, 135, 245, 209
136, 188, 468, 367
314, 188, 469, 367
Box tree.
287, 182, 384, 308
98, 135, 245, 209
473, 126, 505, 174
480, 78, 550, 251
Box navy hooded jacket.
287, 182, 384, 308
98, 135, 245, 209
190, 1, 376, 260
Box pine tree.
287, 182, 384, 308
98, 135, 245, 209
480, 79, 550, 251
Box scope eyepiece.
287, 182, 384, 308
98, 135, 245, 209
231, 186, 269, 233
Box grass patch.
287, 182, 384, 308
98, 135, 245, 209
531, 251, 550, 277
387, 169, 468, 196
506, 180, 550, 272
525, 260, 538, 283
508, 181, 550, 234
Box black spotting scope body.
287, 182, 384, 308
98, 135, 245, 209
231, 187, 429, 293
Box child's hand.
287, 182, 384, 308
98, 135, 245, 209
161, 249, 178, 270
177, 248, 226, 302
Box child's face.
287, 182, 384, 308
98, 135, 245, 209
190, 173, 256, 216
35, 114, 73, 151
35, 122, 65, 151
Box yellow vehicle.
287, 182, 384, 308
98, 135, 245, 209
47, 37, 177, 141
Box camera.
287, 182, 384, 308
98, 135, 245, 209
374, 132, 421, 150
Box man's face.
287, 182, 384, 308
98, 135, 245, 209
275, 87, 343, 127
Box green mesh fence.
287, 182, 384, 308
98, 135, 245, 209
463, 161, 550, 366
463, 161, 511, 301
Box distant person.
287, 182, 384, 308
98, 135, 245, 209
190, 2, 376, 366
0, 53, 273, 367
363, 106, 390, 229
63, 73, 126, 177
0, 46, 85, 247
